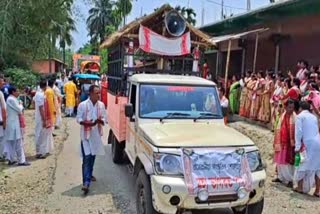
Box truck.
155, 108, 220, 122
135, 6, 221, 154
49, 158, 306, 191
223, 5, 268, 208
102, 5, 266, 214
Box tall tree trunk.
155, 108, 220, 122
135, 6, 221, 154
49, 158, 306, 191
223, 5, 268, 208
49, 34, 52, 73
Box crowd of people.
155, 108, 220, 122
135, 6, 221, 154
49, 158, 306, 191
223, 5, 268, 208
0, 72, 108, 166
220, 60, 320, 197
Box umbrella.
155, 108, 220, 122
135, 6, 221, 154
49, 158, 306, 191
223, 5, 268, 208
73, 73, 100, 80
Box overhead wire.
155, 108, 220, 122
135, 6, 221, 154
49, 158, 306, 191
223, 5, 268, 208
205, 0, 247, 11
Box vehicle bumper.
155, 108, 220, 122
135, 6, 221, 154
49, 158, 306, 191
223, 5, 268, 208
150, 170, 266, 214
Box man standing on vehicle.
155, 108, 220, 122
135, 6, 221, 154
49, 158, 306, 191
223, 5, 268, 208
76, 85, 106, 195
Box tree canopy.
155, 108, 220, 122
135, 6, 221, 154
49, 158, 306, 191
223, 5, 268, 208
0, 0, 76, 69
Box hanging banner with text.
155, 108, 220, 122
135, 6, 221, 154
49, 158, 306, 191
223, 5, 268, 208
139, 25, 191, 56
182, 148, 253, 195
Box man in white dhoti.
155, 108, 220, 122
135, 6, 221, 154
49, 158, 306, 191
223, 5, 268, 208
34, 80, 52, 159
4, 86, 30, 166
294, 101, 320, 196
76, 85, 106, 195
0, 83, 6, 161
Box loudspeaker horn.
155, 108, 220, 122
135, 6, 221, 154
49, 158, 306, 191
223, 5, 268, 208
164, 10, 186, 37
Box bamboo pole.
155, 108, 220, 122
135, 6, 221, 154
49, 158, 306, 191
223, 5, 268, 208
253, 33, 259, 73
225, 39, 232, 89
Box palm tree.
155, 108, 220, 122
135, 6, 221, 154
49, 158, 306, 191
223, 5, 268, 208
87, 0, 115, 44
175, 6, 197, 26
59, 17, 76, 64
115, 0, 133, 26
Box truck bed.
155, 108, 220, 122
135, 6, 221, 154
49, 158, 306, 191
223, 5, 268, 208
107, 93, 128, 142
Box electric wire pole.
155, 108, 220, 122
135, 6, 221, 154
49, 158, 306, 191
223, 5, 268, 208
247, 0, 251, 11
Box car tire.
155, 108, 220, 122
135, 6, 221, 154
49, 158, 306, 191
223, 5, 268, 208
233, 198, 264, 214
111, 132, 124, 164
136, 169, 159, 214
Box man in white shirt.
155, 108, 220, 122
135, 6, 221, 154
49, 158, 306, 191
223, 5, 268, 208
294, 101, 320, 196
76, 85, 106, 195
34, 80, 51, 159
4, 86, 29, 166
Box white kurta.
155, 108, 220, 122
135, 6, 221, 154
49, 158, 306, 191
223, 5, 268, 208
295, 110, 320, 192
5, 95, 23, 140
4, 95, 25, 163
34, 91, 51, 155
76, 99, 106, 157
295, 110, 320, 171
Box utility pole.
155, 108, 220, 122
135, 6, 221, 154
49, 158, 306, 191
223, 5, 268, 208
221, 0, 224, 19
247, 0, 251, 11
201, 1, 205, 26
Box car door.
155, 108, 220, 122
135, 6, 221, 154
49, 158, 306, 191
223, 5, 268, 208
125, 83, 137, 163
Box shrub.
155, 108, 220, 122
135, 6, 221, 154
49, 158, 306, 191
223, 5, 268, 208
4, 68, 40, 90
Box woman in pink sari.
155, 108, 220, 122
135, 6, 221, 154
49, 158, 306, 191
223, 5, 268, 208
304, 82, 320, 129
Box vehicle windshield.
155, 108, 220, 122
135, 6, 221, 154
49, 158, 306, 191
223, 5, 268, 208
139, 84, 223, 119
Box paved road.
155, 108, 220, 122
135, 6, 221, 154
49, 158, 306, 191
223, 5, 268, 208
49, 119, 232, 214
98, 145, 233, 214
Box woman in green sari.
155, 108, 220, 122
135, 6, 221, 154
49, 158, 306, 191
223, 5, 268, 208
229, 75, 241, 114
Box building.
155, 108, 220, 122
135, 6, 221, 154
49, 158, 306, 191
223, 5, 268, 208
200, 0, 320, 78
32, 58, 66, 74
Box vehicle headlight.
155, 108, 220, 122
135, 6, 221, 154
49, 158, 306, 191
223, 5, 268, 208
246, 151, 263, 172
154, 153, 183, 175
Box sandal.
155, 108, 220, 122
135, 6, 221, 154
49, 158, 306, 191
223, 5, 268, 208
272, 178, 282, 183
313, 192, 320, 198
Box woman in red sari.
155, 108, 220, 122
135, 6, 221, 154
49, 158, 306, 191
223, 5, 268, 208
280, 78, 300, 112
249, 71, 264, 120
273, 99, 296, 187
100, 75, 108, 109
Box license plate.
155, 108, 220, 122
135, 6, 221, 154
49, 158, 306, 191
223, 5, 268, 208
182, 148, 251, 195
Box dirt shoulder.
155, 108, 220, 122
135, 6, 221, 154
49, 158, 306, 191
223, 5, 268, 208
0, 110, 68, 213
229, 121, 320, 214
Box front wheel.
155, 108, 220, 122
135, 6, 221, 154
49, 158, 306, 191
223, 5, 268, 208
136, 170, 159, 214
111, 132, 125, 164
233, 198, 264, 214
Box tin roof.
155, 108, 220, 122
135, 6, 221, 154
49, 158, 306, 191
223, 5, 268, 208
200, 0, 320, 36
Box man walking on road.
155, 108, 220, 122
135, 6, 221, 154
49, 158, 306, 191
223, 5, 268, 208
64, 77, 77, 117
76, 85, 106, 195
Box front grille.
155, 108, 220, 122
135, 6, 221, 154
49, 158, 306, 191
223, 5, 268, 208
195, 193, 238, 204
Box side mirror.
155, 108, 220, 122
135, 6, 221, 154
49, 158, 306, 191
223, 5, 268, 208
125, 103, 134, 118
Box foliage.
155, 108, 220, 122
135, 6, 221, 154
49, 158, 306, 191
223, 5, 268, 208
153, 5, 197, 26
0, 0, 76, 69
174, 6, 197, 26
4, 68, 40, 89
85, 0, 129, 73
87, 0, 115, 44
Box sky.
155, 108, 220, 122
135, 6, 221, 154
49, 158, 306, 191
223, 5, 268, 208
71, 0, 270, 51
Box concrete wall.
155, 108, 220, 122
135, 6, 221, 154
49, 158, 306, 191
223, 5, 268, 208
207, 13, 320, 77
32, 60, 56, 74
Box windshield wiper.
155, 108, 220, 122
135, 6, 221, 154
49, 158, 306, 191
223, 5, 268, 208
193, 112, 221, 122
160, 112, 191, 122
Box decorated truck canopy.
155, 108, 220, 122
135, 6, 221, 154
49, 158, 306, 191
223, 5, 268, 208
100, 4, 215, 96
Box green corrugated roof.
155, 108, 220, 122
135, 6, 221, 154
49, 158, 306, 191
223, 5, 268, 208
200, 0, 320, 36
